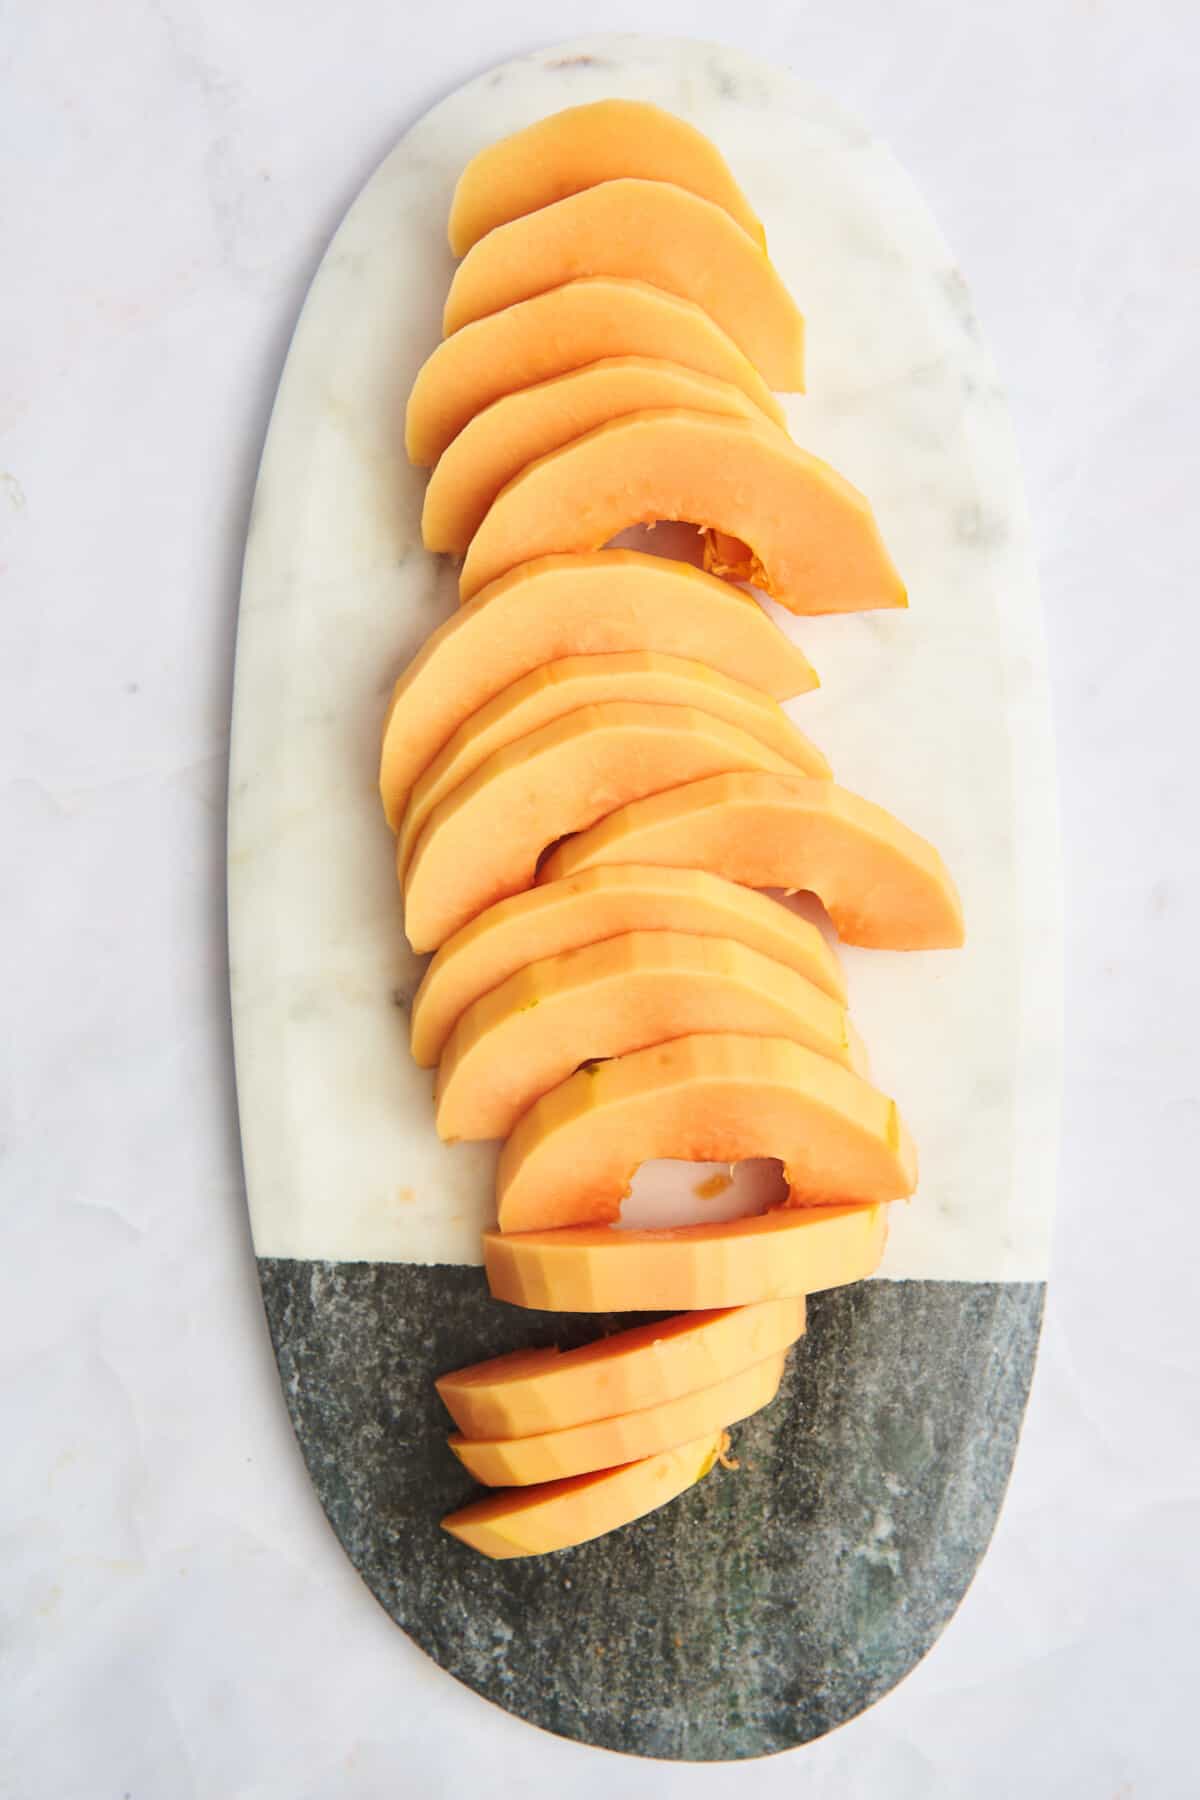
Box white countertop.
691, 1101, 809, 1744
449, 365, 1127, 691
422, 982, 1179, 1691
4, 3, 1198, 1795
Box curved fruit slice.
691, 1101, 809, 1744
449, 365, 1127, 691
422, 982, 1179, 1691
378, 552, 817, 831
436, 1297, 806, 1439
402, 703, 797, 953
410, 866, 845, 1068
447, 100, 765, 255
436, 931, 863, 1142
441, 1431, 725, 1559
396, 651, 829, 875
459, 410, 906, 611
422, 356, 773, 554
449, 1352, 785, 1487
497, 1033, 916, 1235
542, 771, 965, 951
443, 181, 804, 389
484, 1203, 888, 1313
406, 278, 785, 465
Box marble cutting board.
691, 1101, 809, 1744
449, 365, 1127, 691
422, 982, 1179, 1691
227, 34, 1060, 1761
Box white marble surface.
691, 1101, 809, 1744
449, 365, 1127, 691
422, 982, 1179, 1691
4, 4, 1199, 1795
229, 38, 1057, 1280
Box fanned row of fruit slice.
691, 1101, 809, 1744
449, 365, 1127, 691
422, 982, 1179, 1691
380, 100, 964, 1556
442, 1301, 807, 1556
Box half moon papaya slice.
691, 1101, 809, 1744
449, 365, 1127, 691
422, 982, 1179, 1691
441, 1431, 726, 1559
396, 651, 829, 876
447, 100, 765, 255
378, 551, 818, 832
540, 771, 965, 951
496, 1034, 917, 1235
484, 1202, 888, 1313
406, 278, 785, 465
410, 866, 845, 1069
458, 410, 906, 612
422, 356, 772, 555
401, 703, 797, 953
434, 931, 863, 1142
443, 180, 804, 389
435, 1297, 806, 1438
448, 1351, 785, 1487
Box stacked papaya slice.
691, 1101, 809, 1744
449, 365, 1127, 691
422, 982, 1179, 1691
440, 1302, 805, 1558
381, 101, 965, 1558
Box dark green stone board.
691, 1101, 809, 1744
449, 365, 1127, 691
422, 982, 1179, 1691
258, 1259, 1043, 1760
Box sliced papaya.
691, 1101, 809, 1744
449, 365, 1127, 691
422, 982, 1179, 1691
378, 551, 818, 832
435, 931, 863, 1142
449, 1351, 785, 1487
496, 1033, 916, 1235
422, 356, 772, 555
441, 1431, 725, 1559
402, 703, 797, 953
447, 100, 765, 255
443, 181, 804, 390
483, 1203, 888, 1313
541, 771, 964, 951
396, 651, 829, 876
410, 866, 845, 1069
406, 278, 785, 465
458, 409, 906, 611
436, 1297, 806, 1438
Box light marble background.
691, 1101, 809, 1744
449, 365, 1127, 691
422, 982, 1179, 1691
3, 3, 1198, 1794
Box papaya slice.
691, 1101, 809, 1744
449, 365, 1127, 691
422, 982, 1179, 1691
443, 181, 804, 390
436, 1297, 806, 1438
401, 703, 798, 953
422, 356, 774, 555
484, 1202, 888, 1313
410, 866, 845, 1069
441, 1431, 725, 1559
496, 1033, 916, 1236
449, 1351, 785, 1487
541, 771, 964, 951
447, 100, 765, 255
406, 278, 785, 465
396, 651, 829, 876
378, 551, 818, 832
458, 410, 907, 612
435, 931, 864, 1142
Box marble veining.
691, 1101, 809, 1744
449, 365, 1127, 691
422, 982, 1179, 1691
228, 36, 1060, 1278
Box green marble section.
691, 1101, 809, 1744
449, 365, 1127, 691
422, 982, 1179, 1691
258, 1263, 1043, 1760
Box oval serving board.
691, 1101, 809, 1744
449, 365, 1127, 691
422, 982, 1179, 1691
228, 35, 1060, 1760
